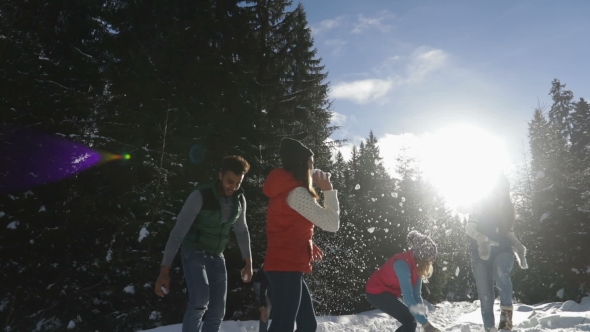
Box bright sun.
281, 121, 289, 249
419, 125, 510, 209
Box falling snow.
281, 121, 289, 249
556, 288, 565, 299
7, 221, 20, 229
138, 227, 149, 242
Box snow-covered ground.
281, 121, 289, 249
140, 298, 590, 332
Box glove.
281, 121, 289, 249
423, 321, 442, 332
512, 240, 528, 269
476, 235, 498, 261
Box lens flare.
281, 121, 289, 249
100, 153, 130, 161
0, 125, 129, 194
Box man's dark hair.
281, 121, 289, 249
221, 155, 250, 175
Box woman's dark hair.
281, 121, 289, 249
221, 155, 250, 175
483, 174, 515, 232
284, 158, 319, 199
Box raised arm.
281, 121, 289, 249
286, 187, 340, 232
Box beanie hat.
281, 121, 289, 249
279, 138, 314, 168
407, 230, 437, 261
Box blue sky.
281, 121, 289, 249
297, 0, 590, 176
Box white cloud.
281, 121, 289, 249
331, 79, 394, 104
330, 112, 348, 127
406, 47, 449, 83
325, 39, 347, 47
324, 39, 347, 55
330, 46, 449, 104
352, 12, 395, 34
311, 16, 347, 35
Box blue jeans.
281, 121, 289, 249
181, 247, 227, 332
471, 245, 514, 330
266, 271, 317, 332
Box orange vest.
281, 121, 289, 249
365, 250, 419, 296
263, 168, 315, 273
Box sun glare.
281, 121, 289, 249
419, 125, 510, 209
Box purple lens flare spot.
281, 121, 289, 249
1, 126, 106, 194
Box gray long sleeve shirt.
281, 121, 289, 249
160, 190, 252, 267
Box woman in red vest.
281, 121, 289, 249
365, 231, 442, 332
263, 138, 340, 332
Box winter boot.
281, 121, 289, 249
498, 307, 513, 331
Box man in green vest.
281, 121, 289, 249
154, 155, 253, 332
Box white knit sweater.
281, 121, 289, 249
285, 188, 340, 232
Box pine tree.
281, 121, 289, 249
570, 98, 590, 155
548, 78, 574, 139
0, 0, 125, 330
1, 0, 338, 328
524, 94, 590, 303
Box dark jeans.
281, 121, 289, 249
266, 271, 317, 332
366, 292, 417, 332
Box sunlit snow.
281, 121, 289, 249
139, 298, 590, 332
